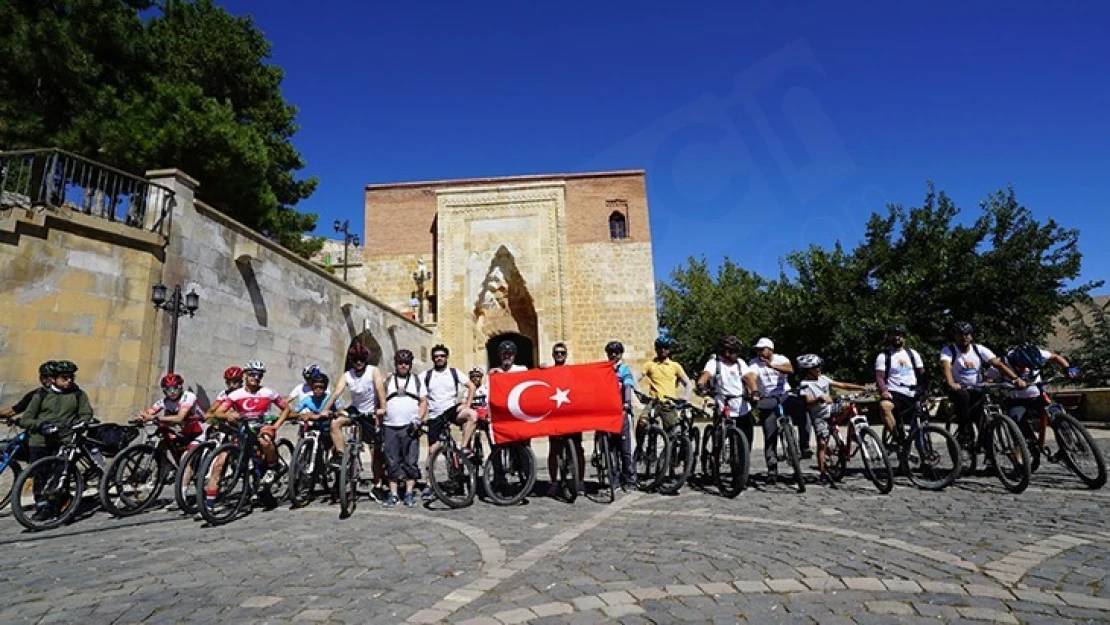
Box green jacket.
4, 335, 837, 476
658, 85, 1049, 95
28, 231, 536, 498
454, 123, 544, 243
20, 386, 94, 447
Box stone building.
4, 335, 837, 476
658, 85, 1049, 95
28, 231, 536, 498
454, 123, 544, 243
362, 170, 659, 372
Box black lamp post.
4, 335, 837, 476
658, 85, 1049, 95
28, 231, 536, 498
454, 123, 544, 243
333, 219, 360, 282
152, 283, 199, 374
412, 257, 431, 324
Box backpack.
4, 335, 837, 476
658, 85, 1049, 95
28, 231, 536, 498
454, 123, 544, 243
1008, 344, 1046, 374
947, 343, 990, 376
424, 367, 461, 394
385, 374, 423, 402
881, 349, 924, 382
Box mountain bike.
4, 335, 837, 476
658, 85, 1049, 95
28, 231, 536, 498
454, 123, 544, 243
338, 409, 375, 518
99, 417, 195, 517
588, 429, 620, 503
1011, 376, 1106, 489
946, 383, 1031, 493
549, 434, 580, 503
633, 392, 671, 492
824, 395, 894, 494
697, 395, 750, 498
882, 394, 961, 490
654, 397, 697, 495
427, 417, 478, 508
174, 421, 233, 515
289, 414, 335, 508
195, 421, 286, 526
481, 428, 537, 506
755, 394, 805, 493
0, 418, 29, 508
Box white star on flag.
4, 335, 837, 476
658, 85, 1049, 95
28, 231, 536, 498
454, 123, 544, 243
550, 387, 571, 409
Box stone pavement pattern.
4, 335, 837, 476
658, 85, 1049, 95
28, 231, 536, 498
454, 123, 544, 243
2, 433, 1109, 624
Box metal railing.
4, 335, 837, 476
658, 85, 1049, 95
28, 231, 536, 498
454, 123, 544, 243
0, 148, 175, 235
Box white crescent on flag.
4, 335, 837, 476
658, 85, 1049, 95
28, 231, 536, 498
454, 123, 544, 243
507, 380, 552, 423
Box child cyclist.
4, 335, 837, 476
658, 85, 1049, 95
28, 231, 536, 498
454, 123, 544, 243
140, 373, 206, 449
795, 354, 868, 488
273, 373, 342, 436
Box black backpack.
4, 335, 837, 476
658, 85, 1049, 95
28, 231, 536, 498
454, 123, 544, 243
385, 374, 423, 402
424, 367, 461, 394
947, 343, 990, 375
881, 349, 924, 382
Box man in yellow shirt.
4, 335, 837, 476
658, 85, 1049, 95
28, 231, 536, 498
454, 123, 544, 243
636, 336, 691, 431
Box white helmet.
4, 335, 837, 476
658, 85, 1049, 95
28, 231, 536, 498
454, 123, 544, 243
244, 360, 266, 373
796, 354, 824, 370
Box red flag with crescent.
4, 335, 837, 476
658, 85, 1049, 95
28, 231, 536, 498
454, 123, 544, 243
488, 362, 624, 444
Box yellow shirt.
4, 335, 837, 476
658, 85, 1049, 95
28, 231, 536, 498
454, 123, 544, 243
641, 358, 687, 400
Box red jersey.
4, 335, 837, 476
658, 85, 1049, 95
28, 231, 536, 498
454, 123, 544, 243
217, 387, 287, 421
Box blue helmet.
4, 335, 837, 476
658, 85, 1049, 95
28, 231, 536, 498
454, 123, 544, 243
654, 336, 674, 349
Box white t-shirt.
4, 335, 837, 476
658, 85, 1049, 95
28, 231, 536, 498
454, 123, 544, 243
289, 383, 313, 407
749, 354, 792, 401
490, 365, 529, 374
702, 357, 752, 416
875, 348, 923, 397
344, 368, 380, 414
424, 367, 465, 418
798, 375, 833, 420
1006, 347, 1052, 399
382, 374, 426, 427
940, 343, 997, 387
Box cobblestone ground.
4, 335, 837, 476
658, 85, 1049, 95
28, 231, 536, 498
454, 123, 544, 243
2, 429, 1109, 624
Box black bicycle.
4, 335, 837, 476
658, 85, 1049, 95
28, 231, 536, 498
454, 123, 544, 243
289, 414, 335, 508
338, 409, 376, 518
427, 417, 479, 508
548, 434, 580, 503
698, 394, 751, 498
754, 394, 805, 493
195, 422, 287, 526
946, 383, 1031, 494
99, 418, 193, 517
482, 432, 537, 506
588, 429, 620, 503
883, 395, 962, 490
633, 392, 671, 491
174, 421, 233, 515
654, 396, 697, 495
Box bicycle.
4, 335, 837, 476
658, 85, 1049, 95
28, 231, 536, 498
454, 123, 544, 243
824, 395, 894, 494
882, 394, 962, 490
632, 392, 671, 492
99, 417, 195, 517
588, 429, 620, 503
946, 383, 1032, 493
338, 408, 376, 518
697, 394, 751, 498
174, 421, 233, 515
289, 413, 335, 508
481, 428, 537, 506
1012, 376, 1106, 489
653, 395, 697, 495
547, 434, 580, 503
195, 421, 287, 526
754, 393, 805, 493
0, 417, 30, 508
427, 416, 479, 508
11, 421, 137, 531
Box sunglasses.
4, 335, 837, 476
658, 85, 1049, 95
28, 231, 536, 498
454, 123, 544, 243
432, 354, 447, 359
56, 374, 74, 381
396, 361, 412, 366
553, 351, 567, 356
311, 385, 327, 391
163, 385, 183, 393
245, 371, 264, 377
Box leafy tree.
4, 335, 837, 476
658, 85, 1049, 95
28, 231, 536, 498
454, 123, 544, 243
0, 0, 321, 257
1063, 299, 1110, 387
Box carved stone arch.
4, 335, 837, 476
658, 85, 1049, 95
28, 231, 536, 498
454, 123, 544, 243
472, 246, 538, 365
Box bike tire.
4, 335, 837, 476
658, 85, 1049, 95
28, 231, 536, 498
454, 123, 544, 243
904, 425, 961, 490
271, 438, 295, 502
781, 419, 805, 493
637, 425, 669, 491
824, 429, 847, 483
175, 441, 213, 515
699, 424, 715, 481
716, 427, 749, 498
657, 429, 693, 495
197, 443, 250, 526
946, 417, 978, 477
0, 460, 23, 509
557, 439, 579, 503
589, 434, 615, 504
429, 445, 477, 508
339, 444, 360, 518
12, 457, 84, 531
482, 443, 537, 506
1017, 418, 1041, 474
689, 424, 701, 475
100, 444, 165, 517
289, 437, 317, 508
988, 414, 1031, 494
858, 427, 894, 494
1054, 413, 1107, 489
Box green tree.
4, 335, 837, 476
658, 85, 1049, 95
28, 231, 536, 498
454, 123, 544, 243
0, 0, 321, 257
1063, 299, 1110, 387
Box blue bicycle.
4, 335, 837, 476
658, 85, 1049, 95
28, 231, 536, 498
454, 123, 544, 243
0, 419, 29, 508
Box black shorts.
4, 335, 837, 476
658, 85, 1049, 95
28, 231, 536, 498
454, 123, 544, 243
428, 405, 460, 444
887, 392, 916, 423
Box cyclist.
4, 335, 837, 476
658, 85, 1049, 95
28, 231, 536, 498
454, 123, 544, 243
491, 340, 528, 374
381, 349, 427, 508
1001, 343, 1078, 427
288, 364, 324, 408
796, 354, 868, 488
207, 366, 244, 418
17, 360, 95, 520
0, 361, 57, 420
604, 341, 638, 491
322, 344, 386, 472
875, 325, 926, 443
421, 344, 478, 501
208, 360, 288, 506
750, 338, 807, 483
139, 373, 206, 449
545, 342, 586, 496
637, 336, 692, 407
939, 321, 1025, 448
695, 335, 760, 456
274, 373, 342, 433
469, 367, 489, 420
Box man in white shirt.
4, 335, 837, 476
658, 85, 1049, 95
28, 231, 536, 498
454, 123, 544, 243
875, 325, 926, 439
695, 335, 760, 457
380, 349, 427, 508
421, 344, 477, 501
940, 321, 1025, 447
749, 337, 809, 481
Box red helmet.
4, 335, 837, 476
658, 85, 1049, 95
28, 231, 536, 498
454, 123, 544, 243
160, 373, 185, 388
223, 366, 244, 381
348, 343, 370, 362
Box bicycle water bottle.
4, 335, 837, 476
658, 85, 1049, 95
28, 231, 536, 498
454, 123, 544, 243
89, 445, 106, 468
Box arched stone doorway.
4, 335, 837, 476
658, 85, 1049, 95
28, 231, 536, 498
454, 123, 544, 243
486, 333, 535, 369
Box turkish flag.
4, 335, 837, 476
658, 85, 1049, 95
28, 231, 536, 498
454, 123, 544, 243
488, 362, 624, 444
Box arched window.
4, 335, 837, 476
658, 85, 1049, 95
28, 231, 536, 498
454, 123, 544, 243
608, 211, 628, 240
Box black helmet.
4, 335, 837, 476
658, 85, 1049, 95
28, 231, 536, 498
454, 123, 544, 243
605, 340, 624, 354
654, 335, 674, 349
719, 335, 743, 353
951, 320, 975, 335
497, 340, 517, 355
53, 361, 78, 375
394, 349, 414, 364
887, 324, 908, 336
38, 361, 58, 377
309, 373, 330, 387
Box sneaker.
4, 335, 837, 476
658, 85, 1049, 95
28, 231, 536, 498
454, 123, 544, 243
766, 468, 778, 485
460, 447, 475, 459
31, 504, 51, 522
403, 492, 416, 507
421, 486, 435, 502
382, 494, 398, 508
545, 483, 560, 497
820, 473, 838, 489
260, 470, 275, 486
801, 449, 814, 460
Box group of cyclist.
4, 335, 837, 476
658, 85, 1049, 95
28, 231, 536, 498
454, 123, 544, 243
0, 318, 1088, 521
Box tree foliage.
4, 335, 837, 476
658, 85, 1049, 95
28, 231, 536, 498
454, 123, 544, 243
0, 0, 321, 256
659, 185, 1101, 386
1064, 299, 1110, 387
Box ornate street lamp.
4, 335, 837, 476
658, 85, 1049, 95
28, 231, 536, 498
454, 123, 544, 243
151, 283, 199, 373
333, 219, 360, 283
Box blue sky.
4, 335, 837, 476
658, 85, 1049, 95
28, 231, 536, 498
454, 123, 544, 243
218, 1, 1109, 290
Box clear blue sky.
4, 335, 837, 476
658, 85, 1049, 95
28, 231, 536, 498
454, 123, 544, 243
218, 1, 1109, 290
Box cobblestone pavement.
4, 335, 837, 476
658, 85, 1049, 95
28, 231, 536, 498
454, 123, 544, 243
2, 429, 1109, 624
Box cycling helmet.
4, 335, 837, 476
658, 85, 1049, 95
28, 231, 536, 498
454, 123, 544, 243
301, 364, 321, 380
53, 361, 78, 375
38, 361, 57, 377
887, 324, 908, 336
654, 335, 674, 349
244, 360, 266, 373
951, 320, 975, 335
348, 344, 370, 362
719, 335, 743, 353
605, 340, 624, 354
160, 373, 185, 389
497, 340, 517, 355
796, 354, 824, 370
223, 366, 244, 381
308, 373, 330, 387
394, 349, 414, 364
469, 366, 484, 376
431, 344, 449, 357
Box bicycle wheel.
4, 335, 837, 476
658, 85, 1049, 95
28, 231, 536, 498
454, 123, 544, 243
339, 444, 360, 518
557, 439, 579, 502
689, 424, 700, 476
482, 443, 537, 506
12, 457, 83, 531
988, 414, 1031, 494
289, 437, 317, 508
858, 427, 894, 494
824, 430, 847, 483
175, 441, 212, 515
589, 434, 615, 504
699, 424, 715, 481
1053, 413, 1107, 489
781, 419, 805, 493
1016, 418, 1041, 474
636, 425, 669, 490
100, 444, 166, 517
1, 460, 23, 509
947, 418, 978, 477
657, 430, 693, 495
904, 425, 961, 490
197, 443, 250, 526
429, 445, 477, 508
716, 427, 750, 498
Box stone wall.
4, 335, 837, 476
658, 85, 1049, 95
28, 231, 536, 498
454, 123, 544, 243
0, 206, 164, 419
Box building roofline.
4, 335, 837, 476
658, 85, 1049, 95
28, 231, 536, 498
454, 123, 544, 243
365, 169, 645, 191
